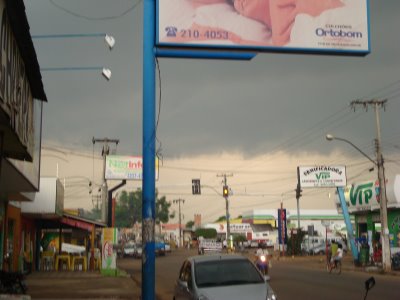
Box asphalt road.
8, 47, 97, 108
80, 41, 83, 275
271, 259, 400, 300
117, 249, 400, 300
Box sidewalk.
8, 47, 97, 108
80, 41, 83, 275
24, 271, 140, 299
270, 252, 400, 276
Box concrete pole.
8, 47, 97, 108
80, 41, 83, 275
374, 103, 391, 272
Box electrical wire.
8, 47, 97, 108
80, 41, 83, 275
49, 0, 141, 20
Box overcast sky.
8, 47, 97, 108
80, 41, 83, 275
26, 1, 400, 222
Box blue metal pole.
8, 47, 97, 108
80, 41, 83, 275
142, 0, 156, 299
155, 48, 257, 60
337, 187, 358, 261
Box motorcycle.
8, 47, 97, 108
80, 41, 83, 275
0, 270, 28, 294
391, 252, 400, 270
255, 254, 270, 279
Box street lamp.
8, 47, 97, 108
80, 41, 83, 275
326, 134, 377, 166
326, 133, 391, 272
33, 33, 115, 80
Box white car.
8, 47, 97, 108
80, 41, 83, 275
123, 243, 136, 257
134, 243, 143, 258
174, 254, 277, 300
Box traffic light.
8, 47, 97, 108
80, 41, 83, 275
223, 185, 229, 198
192, 179, 201, 195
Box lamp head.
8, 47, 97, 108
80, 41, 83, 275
102, 68, 112, 80
326, 134, 335, 141
104, 34, 115, 50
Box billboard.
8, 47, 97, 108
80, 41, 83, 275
157, 0, 370, 55
105, 155, 159, 180
341, 175, 400, 213
299, 165, 346, 188
278, 208, 287, 245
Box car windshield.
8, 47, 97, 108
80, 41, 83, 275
194, 259, 264, 288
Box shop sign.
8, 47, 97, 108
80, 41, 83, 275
278, 209, 287, 245
0, 2, 34, 160
343, 175, 400, 212
299, 165, 346, 188
105, 155, 159, 180
102, 228, 118, 271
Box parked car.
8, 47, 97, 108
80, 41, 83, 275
249, 240, 259, 248
123, 242, 136, 257
308, 243, 327, 255
134, 243, 142, 258
155, 238, 166, 256
173, 254, 277, 300
165, 243, 171, 253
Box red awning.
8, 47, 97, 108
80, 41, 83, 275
61, 217, 94, 232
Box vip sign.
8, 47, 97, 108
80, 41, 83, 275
299, 166, 347, 188
344, 180, 381, 212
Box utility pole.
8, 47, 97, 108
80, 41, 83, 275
351, 99, 391, 272
173, 199, 185, 247
295, 167, 302, 230
217, 173, 233, 247
92, 137, 119, 224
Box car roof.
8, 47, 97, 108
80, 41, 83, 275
189, 254, 249, 264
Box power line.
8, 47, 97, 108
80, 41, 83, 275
49, 0, 141, 20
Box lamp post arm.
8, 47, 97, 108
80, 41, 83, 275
334, 137, 377, 166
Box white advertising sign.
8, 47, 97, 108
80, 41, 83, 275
105, 155, 159, 180
299, 165, 346, 188
157, 0, 370, 55
342, 175, 400, 213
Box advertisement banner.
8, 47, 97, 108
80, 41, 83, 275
101, 228, 118, 272
105, 155, 159, 180
157, 0, 370, 55
299, 165, 346, 188
278, 209, 287, 245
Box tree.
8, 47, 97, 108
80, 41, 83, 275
215, 216, 226, 222
186, 220, 195, 229
114, 189, 172, 228
286, 229, 306, 256
155, 194, 171, 224
195, 228, 217, 239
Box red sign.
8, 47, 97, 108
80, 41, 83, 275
61, 217, 94, 232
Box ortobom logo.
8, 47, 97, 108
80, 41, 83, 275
315, 28, 363, 39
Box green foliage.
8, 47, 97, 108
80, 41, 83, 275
114, 189, 171, 228
186, 220, 195, 229
81, 207, 101, 222
156, 195, 171, 224
232, 234, 247, 243
115, 190, 142, 228
286, 229, 307, 256
195, 228, 217, 239
215, 216, 226, 222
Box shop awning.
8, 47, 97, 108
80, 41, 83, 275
61, 214, 105, 232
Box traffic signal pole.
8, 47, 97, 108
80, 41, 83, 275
218, 174, 232, 245
142, 0, 156, 299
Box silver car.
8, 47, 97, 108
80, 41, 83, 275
173, 254, 277, 300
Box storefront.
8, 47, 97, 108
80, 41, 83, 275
0, 0, 47, 271
343, 175, 400, 257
